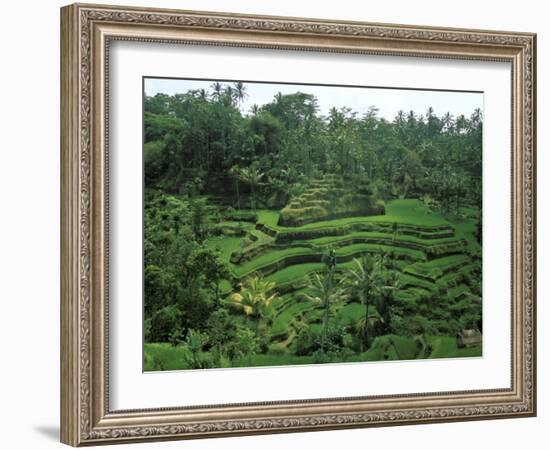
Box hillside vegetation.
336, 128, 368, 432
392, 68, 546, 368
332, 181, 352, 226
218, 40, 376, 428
143, 82, 482, 371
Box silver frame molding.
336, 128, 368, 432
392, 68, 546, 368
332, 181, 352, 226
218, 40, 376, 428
61, 3, 536, 446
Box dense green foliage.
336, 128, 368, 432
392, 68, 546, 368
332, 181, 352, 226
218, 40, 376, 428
143, 82, 482, 371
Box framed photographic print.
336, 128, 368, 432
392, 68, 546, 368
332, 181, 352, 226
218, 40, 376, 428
60, 3, 537, 446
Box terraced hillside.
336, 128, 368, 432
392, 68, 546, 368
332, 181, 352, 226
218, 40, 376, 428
203, 198, 482, 360
278, 175, 384, 226
143, 81, 484, 371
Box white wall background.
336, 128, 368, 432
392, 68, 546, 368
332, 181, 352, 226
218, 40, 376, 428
0, 0, 545, 448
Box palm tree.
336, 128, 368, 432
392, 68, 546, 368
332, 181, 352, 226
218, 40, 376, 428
442, 111, 454, 132
229, 165, 242, 210
230, 275, 278, 337
453, 170, 469, 214
470, 108, 483, 129
394, 109, 406, 125
455, 114, 468, 134
233, 81, 248, 109
198, 88, 208, 100
377, 270, 400, 334
210, 82, 223, 101
223, 85, 234, 107
346, 256, 383, 351
426, 106, 434, 119
237, 167, 263, 210
305, 272, 347, 351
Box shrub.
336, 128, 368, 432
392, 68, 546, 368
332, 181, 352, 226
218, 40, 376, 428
222, 209, 258, 223
150, 305, 183, 342
278, 205, 328, 226
294, 324, 347, 356
181, 330, 212, 369
294, 326, 322, 356
144, 318, 152, 342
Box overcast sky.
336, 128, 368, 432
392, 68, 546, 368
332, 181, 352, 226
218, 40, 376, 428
144, 77, 482, 121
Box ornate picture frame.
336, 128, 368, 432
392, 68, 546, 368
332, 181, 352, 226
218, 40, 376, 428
60, 3, 536, 446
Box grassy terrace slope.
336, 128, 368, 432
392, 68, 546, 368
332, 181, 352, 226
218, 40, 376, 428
208, 198, 480, 354
259, 199, 449, 230
207, 200, 477, 295
144, 333, 481, 371
147, 199, 481, 370
205, 199, 481, 354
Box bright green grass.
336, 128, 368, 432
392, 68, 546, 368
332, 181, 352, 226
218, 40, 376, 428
249, 227, 273, 241
204, 236, 243, 261
399, 273, 437, 291
232, 246, 313, 277
448, 284, 469, 300
390, 335, 423, 359
271, 300, 318, 339
144, 343, 189, 371
232, 353, 315, 367
264, 263, 325, 285
333, 242, 425, 260
145, 343, 317, 369
219, 279, 233, 295
347, 334, 479, 362
145, 334, 482, 371
336, 303, 379, 326
308, 230, 459, 248
427, 335, 482, 359
257, 199, 448, 231
453, 220, 480, 253
215, 220, 254, 229
271, 287, 313, 311
396, 287, 431, 302
147, 198, 481, 371
264, 260, 365, 286
232, 242, 424, 280
271, 293, 295, 312
241, 228, 274, 251
403, 254, 470, 280
344, 335, 420, 362
377, 199, 448, 226
354, 335, 421, 361
436, 263, 477, 288
337, 303, 364, 326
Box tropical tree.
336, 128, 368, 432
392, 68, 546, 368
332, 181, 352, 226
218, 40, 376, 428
181, 329, 210, 369
232, 327, 259, 365
210, 82, 223, 101
222, 85, 234, 107
305, 272, 347, 352
189, 197, 209, 242
188, 248, 229, 302
206, 308, 237, 366
229, 165, 242, 210
346, 256, 383, 351
442, 111, 454, 132
233, 81, 248, 109
377, 269, 400, 334
237, 166, 263, 210
230, 275, 278, 337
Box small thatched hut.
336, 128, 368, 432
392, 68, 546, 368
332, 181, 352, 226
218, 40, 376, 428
456, 329, 482, 348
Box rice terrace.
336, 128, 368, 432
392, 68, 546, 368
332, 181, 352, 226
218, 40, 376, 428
143, 78, 483, 371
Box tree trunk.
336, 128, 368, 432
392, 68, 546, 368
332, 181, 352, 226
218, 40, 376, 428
363, 294, 369, 351
322, 300, 329, 351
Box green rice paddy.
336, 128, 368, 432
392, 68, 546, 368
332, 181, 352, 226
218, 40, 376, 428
189, 198, 481, 366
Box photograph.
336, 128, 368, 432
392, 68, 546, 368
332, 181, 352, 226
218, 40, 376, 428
142, 78, 483, 371
57, 2, 536, 446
